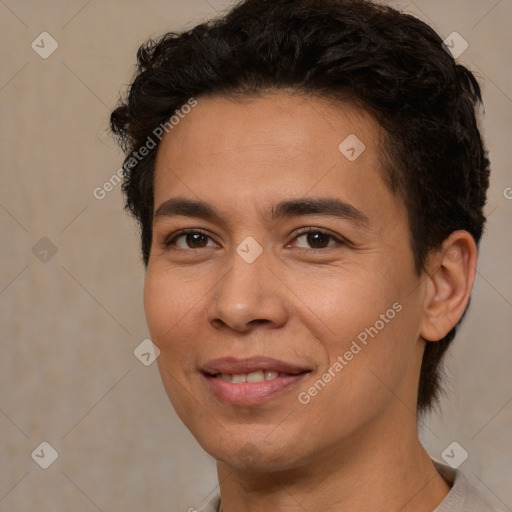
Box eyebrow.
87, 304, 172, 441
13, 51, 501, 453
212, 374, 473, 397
153, 196, 370, 228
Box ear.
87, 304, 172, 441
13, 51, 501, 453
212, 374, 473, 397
420, 230, 478, 342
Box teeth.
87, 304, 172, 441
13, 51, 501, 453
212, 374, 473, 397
247, 371, 264, 383
217, 370, 280, 382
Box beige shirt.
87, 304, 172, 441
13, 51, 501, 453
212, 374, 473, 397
198, 461, 502, 512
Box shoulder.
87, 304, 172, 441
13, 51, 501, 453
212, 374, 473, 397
433, 460, 504, 512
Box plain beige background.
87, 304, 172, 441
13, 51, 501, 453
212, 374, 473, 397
0, 0, 511, 510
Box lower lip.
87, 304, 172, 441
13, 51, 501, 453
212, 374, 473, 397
203, 373, 309, 406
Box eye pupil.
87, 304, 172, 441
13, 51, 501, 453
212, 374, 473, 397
187, 233, 208, 248
307, 232, 330, 248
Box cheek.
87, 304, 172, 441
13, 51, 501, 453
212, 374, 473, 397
288, 264, 394, 339
143, 273, 192, 382
143, 272, 202, 420
293, 262, 418, 381
143, 268, 199, 343
294, 309, 418, 435
143, 273, 172, 343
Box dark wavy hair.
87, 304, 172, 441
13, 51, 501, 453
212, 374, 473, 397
110, 0, 490, 415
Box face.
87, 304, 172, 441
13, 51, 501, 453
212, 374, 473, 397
144, 92, 428, 471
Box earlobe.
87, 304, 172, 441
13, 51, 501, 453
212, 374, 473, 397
420, 231, 478, 342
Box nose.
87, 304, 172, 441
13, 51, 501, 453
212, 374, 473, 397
207, 248, 289, 333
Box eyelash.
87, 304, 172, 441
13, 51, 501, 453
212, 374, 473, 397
161, 227, 347, 252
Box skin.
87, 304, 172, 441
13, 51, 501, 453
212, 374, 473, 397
144, 92, 477, 512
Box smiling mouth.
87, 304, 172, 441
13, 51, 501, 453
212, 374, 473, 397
207, 369, 307, 383
203, 371, 310, 405
201, 356, 312, 376
201, 357, 312, 405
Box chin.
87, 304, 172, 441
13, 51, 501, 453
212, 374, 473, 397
197, 431, 307, 472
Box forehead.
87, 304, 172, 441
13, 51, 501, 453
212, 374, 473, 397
153, 92, 404, 229
156, 92, 380, 165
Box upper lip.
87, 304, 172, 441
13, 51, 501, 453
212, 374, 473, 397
201, 356, 312, 375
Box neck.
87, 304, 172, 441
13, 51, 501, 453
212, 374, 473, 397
216, 415, 451, 512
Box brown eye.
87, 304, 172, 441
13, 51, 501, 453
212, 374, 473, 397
163, 229, 217, 249
292, 228, 343, 250
304, 232, 331, 249
182, 233, 209, 248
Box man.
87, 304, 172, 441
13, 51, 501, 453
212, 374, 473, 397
110, 0, 498, 510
